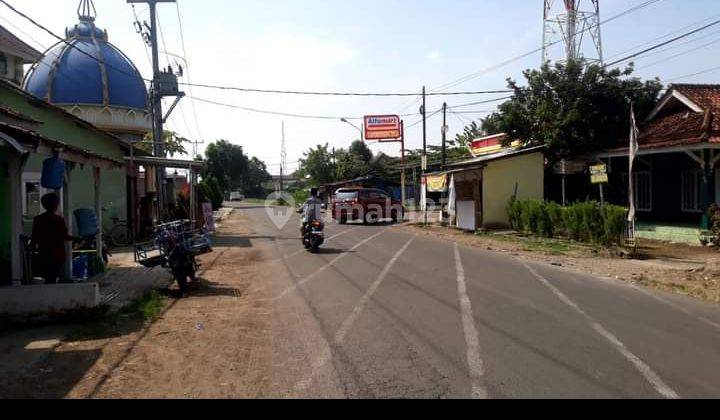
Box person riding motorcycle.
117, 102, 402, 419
300, 187, 323, 235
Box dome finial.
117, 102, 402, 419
77, 0, 97, 22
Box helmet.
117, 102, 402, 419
309, 187, 319, 197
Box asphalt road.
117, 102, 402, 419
228, 202, 720, 399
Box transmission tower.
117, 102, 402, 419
542, 0, 603, 65
280, 121, 287, 193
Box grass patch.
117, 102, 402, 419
241, 198, 267, 205
121, 291, 168, 322
65, 291, 168, 342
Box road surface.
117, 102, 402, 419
225, 202, 720, 398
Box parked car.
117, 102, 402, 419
229, 191, 245, 201
331, 188, 404, 224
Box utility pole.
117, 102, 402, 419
400, 120, 406, 210
127, 0, 177, 218
280, 121, 286, 194
421, 86, 428, 225
441, 102, 448, 167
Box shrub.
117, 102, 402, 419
507, 199, 627, 246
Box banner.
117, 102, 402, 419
426, 174, 448, 193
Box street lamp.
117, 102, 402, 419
340, 118, 363, 140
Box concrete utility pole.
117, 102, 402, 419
280, 121, 286, 193
421, 86, 428, 225
127, 0, 177, 217
441, 102, 448, 167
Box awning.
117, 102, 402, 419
0, 122, 124, 169
126, 156, 206, 170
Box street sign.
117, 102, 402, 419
421, 154, 428, 171
364, 115, 402, 141
590, 164, 609, 184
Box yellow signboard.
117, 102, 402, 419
590, 164, 608, 184
426, 174, 448, 192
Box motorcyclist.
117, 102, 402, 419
300, 187, 323, 235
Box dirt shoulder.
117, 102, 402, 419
403, 224, 720, 304
1, 210, 274, 399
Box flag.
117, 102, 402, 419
628, 102, 640, 223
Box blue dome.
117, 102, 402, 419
24, 18, 147, 110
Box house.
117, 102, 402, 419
598, 84, 720, 244
0, 24, 42, 86
423, 134, 545, 230
0, 78, 129, 285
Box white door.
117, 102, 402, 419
457, 200, 476, 231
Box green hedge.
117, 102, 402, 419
507, 199, 627, 246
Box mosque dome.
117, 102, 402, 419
23, 0, 150, 137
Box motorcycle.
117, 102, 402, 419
302, 219, 325, 253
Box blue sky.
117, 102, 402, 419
3, 0, 720, 173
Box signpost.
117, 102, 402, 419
590, 164, 609, 205
364, 115, 402, 141
362, 115, 406, 215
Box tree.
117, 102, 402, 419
298, 144, 336, 186
481, 60, 663, 161
245, 157, 272, 197
138, 130, 191, 157
202, 140, 249, 193
453, 121, 484, 149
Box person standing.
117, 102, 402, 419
32, 193, 76, 284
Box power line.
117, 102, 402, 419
431, 0, 665, 93
635, 36, 720, 71
447, 96, 513, 109
1, 0, 510, 100
0, 0, 153, 83
666, 64, 720, 82
604, 13, 720, 61
188, 95, 365, 120
604, 18, 720, 68
179, 83, 511, 97
175, 1, 204, 148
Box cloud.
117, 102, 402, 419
426, 50, 442, 61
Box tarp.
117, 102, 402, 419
447, 174, 457, 226
426, 174, 448, 192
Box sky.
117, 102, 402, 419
3, 0, 720, 175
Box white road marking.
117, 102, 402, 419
273, 229, 387, 301
454, 243, 489, 399
517, 258, 679, 399
294, 234, 417, 393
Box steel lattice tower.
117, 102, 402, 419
542, 0, 603, 65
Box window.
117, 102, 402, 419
634, 172, 652, 212
681, 170, 703, 213
623, 172, 652, 212
21, 173, 60, 218
25, 181, 42, 217
335, 191, 358, 201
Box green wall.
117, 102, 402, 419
0, 147, 11, 279
0, 84, 128, 272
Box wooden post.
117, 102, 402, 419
63, 166, 73, 282
8, 153, 23, 284
94, 167, 103, 265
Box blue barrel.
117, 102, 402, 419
72, 255, 88, 281
74, 208, 99, 238
41, 156, 66, 190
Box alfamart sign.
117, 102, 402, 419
364, 115, 402, 140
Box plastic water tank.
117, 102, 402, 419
74, 208, 99, 238
41, 156, 66, 190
